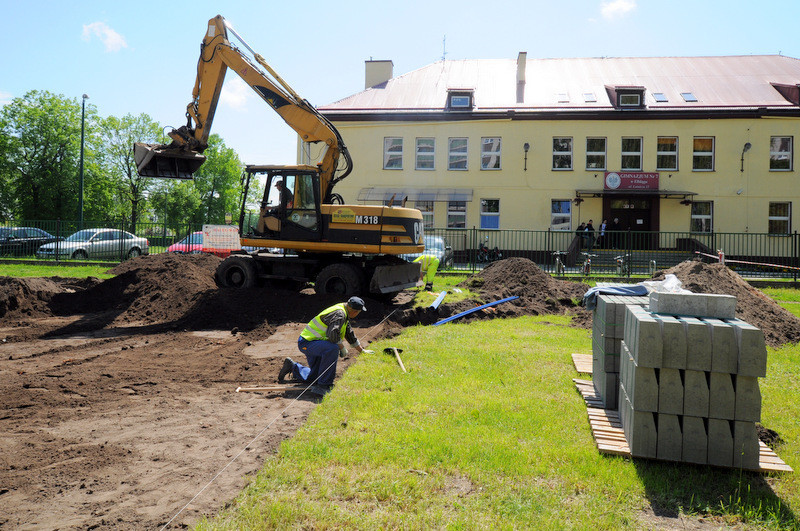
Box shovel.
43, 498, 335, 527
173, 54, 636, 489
383, 347, 407, 373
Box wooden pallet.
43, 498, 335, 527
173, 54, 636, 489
572, 353, 592, 374
573, 378, 793, 472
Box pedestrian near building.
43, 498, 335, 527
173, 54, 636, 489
279, 296, 373, 396
586, 219, 596, 251
575, 222, 586, 250
598, 219, 608, 249
414, 254, 440, 291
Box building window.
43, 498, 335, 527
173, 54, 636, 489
770, 136, 793, 171
448, 137, 468, 170
653, 93, 668, 103
481, 137, 501, 170
416, 200, 434, 228
551, 200, 572, 231
583, 92, 597, 103
690, 201, 713, 233
681, 92, 697, 102
415, 138, 435, 170
586, 137, 606, 170
448, 90, 474, 110
480, 199, 500, 229
657, 137, 678, 171
621, 137, 642, 170
383, 137, 403, 170
552, 137, 572, 170
619, 93, 640, 106
447, 201, 466, 228
692, 137, 714, 171
769, 202, 791, 234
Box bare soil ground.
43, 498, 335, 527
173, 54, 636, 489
0, 255, 796, 529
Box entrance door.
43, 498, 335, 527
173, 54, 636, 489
607, 197, 657, 249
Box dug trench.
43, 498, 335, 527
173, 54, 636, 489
0, 254, 797, 528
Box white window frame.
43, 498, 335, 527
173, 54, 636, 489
480, 137, 501, 170
768, 202, 791, 234
769, 136, 793, 171
690, 201, 713, 233
621, 137, 643, 170
448, 137, 468, 170
415, 137, 435, 171
416, 200, 434, 228
550, 199, 572, 231
552, 137, 573, 170
692, 137, 715, 171
480, 199, 500, 229
657, 136, 678, 171
383, 137, 403, 170
619, 93, 640, 106
447, 201, 467, 229
585, 137, 606, 170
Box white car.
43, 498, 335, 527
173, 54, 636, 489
37, 228, 149, 260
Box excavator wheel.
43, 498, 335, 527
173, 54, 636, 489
215, 255, 257, 289
314, 263, 364, 296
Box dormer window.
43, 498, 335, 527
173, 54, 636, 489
619, 93, 640, 106
447, 89, 474, 110
606, 85, 645, 109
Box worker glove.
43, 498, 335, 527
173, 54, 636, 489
339, 346, 348, 358
362, 349, 375, 355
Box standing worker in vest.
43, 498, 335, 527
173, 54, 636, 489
279, 296, 373, 396
414, 254, 440, 291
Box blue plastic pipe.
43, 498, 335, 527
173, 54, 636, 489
433, 296, 519, 326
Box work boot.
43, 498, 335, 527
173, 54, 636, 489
278, 357, 294, 383
309, 384, 332, 397
425, 282, 433, 291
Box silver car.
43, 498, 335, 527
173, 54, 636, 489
401, 235, 454, 269
36, 228, 149, 260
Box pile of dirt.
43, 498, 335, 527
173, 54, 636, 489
450, 257, 590, 322
653, 260, 800, 348
0, 276, 99, 320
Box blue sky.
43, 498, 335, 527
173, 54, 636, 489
3, 0, 799, 166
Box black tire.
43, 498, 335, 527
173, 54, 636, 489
127, 247, 141, 258
314, 263, 364, 296
215, 255, 257, 288
72, 250, 88, 260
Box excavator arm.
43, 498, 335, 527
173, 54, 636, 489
134, 15, 351, 201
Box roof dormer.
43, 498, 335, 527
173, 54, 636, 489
447, 88, 475, 111
606, 85, 646, 109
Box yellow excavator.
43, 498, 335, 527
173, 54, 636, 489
134, 15, 423, 295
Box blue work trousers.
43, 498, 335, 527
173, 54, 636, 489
296, 337, 339, 386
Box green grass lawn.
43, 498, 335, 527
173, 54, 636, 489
200, 315, 800, 530
0, 262, 116, 279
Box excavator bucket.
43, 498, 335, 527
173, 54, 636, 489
133, 142, 206, 179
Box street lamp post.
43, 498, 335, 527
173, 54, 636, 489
79, 93, 89, 229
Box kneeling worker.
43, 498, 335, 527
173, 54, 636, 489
279, 296, 373, 396
414, 254, 440, 291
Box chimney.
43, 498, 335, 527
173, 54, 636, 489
516, 52, 527, 84
365, 59, 394, 89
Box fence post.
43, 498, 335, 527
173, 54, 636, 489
55, 219, 61, 264
794, 230, 798, 285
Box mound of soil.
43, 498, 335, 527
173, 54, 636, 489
0, 276, 99, 320
654, 260, 800, 348
445, 258, 591, 323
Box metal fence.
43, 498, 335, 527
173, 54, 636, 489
2, 219, 799, 280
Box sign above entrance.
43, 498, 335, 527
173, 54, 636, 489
604, 172, 659, 190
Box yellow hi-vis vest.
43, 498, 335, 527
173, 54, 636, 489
300, 303, 348, 342
413, 254, 439, 271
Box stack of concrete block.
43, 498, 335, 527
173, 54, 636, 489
618, 291, 767, 468
591, 292, 649, 409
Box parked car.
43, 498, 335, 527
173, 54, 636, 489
0, 227, 62, 257
167, 232, 203, 253
401, 235, 454, 269
36, 228, 149, 260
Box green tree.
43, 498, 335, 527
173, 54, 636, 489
100, 113, 164, 231
191, 134, 243, 224
0, 91, 97, 221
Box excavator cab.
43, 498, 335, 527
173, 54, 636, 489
133, 142, 205, 180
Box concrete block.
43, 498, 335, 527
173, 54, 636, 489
681, 317, 712, 371
620, 342, 658, 412
624, 308, 663, 368
683, 370, 709, 417
682, 416, 708, 465
734, 375, 762, 422
657, 368, 684, 415
630, 410, 658, 458
732, 421, 760, 469
706, 318, 738, 374
659, 315, 687, 369
656, 413, 682, 461
707, 419, 734, 467
649, 291, 736, 318
727, 318, 768, 378
709, 372, 735, 420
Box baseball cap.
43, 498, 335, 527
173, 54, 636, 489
347, 296, 366, 312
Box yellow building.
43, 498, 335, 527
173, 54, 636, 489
317, 55, 799, 244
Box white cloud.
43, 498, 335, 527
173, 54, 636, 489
601, 0, 637, 19
82, 22, 127, 52
220, 77, 250, 110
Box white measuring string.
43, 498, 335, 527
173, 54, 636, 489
160, 308, 397, 529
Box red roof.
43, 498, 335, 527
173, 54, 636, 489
320, 55, 800, 115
